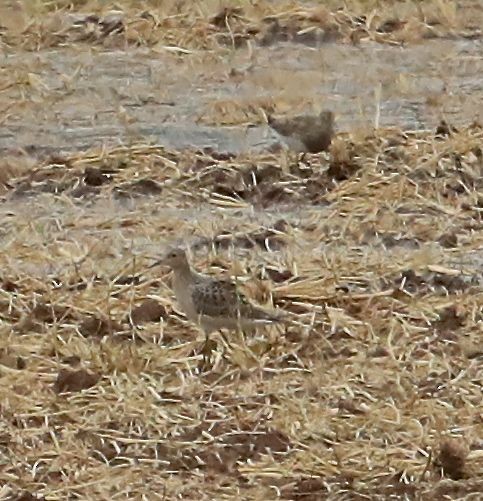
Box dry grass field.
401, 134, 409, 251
0, 1, 482, 500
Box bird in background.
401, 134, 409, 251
267, 109, 335, 153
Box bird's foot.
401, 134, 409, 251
298, 152, 308, 164
198, 337, 218, 370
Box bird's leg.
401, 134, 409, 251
200, 331, 217, 365
199, 330, 231, 368
237, 327, 249, 351
218, 330, 231, 349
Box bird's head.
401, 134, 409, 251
150, 247, 189, 270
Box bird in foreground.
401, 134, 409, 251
151, 247, 285, 350
268, 109, 335, 153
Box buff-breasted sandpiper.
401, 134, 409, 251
268, 109, 335, 153
151, 247, 285, 350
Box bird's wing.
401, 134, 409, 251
269, 115, 313, 137
268, 116, 293, 136
190, 277, 251, 318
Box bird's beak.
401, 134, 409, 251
148, 258, 164, 269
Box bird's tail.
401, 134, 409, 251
250, 305, 288, 324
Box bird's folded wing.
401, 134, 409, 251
269, 115, 313, 137
191, 279, 249, 318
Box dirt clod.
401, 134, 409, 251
14, 493, 46, 501
130, 299, 167, 324
436, 438, 469, 480
79, 316, 121, 338
84, 167, 110, 186
54, 368, 100, 393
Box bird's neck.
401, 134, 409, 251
172, 263, 193, 284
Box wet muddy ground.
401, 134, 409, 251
1, 39, 482, 153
